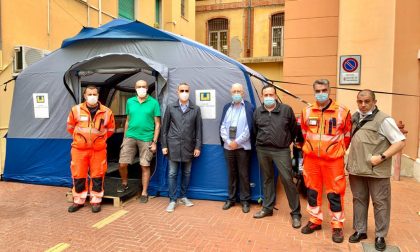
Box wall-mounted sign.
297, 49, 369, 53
339, 55, 361, 85
195, 89, 216, 119
33, 93, 49, 118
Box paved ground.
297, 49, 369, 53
0, 177, 419, 252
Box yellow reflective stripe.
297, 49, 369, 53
75, 105, 81, 121
92, 210, 128, 229
103, 110, 109, 126
45, 243, 70, 252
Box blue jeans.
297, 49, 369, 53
168, 160, 192, 202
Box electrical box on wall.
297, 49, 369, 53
13, 45, 50, 76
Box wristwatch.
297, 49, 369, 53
152, 140, 157, 144
380, 153, 387, 160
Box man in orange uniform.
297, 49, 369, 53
67, 85, 115, 213
300, 79, 351, 243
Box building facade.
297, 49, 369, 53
195, 0, 283, 90
283, 0, 420, 176
0, 0, 195, 173
197, 0, 420, 176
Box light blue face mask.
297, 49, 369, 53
232, 93, 242, 103
315, 93, 329, 103
264, 97, 276, 106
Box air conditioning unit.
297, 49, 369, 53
13, 45, 50, 75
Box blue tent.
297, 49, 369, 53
4, 19, 268, 201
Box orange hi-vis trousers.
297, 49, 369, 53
70, 148, 107, 205
303, 155, 346, 228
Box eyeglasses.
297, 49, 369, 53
179, 90, 189, 93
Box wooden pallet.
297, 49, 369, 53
66, 191, 124, 207
66, 177, 140, 207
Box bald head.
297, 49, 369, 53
231, 83, 244, 92
231, 83, 244, 103
135, 80, 148, 89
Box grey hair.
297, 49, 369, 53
178, 82, 189, 89
313, 79, 330, 90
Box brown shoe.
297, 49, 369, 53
301, 221, 322, 234
332, 228, 344, 243
91, 203, 101, 213
68, 203, 84, 213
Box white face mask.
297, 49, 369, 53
136, 88, 147, 98
86, 95, 98, 106
179, 92, 189, 102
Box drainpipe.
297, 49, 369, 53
247, 0, 251, 57
98, 0, 102, 26
47, 0, 50, 35
87, 0, 90, 26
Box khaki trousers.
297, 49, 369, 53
349, 174, 391, 237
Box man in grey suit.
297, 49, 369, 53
161, 83, 203, 212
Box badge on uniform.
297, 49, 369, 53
308, 117, 318, 126
80, 115, 88, 122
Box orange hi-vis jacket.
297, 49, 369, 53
67, 102, 115, 150
301, 100, 351, 160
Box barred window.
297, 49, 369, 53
271, 13, 284, 56
208, 18, 229, 55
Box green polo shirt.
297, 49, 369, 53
126, 95, 161, 141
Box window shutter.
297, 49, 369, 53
119, 0, 135, 20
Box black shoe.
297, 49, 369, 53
242, 203, 250, 213
301, 221, 322, 234
253, 209, 273, 219
292, 216, 301, 228
332, 228, 344, 243
91, 203, 101, 213
117, 183, 128, 193
375, 237, 386, 251
68, 203, 84, 213
222, 201, 235, 210
349, 231, 367, 243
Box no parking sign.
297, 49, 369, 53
339, 55, 361, 85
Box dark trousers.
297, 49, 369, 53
349, 174, 391, 237
224, 148, 251, 203
256, 147, 301, 217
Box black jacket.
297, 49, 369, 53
161, 100, 203, 162
253, 101, 297, 149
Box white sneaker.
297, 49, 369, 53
166, 201, 176, 212
179, 197, 194, 207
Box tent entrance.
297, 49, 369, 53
63, 54, 169, 194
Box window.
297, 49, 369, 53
119, 0, 135, 20
208, 18, 229, 55
155, 0, 162, 27
271, 13, 284, 56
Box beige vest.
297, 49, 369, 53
346, 110, 392, 178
